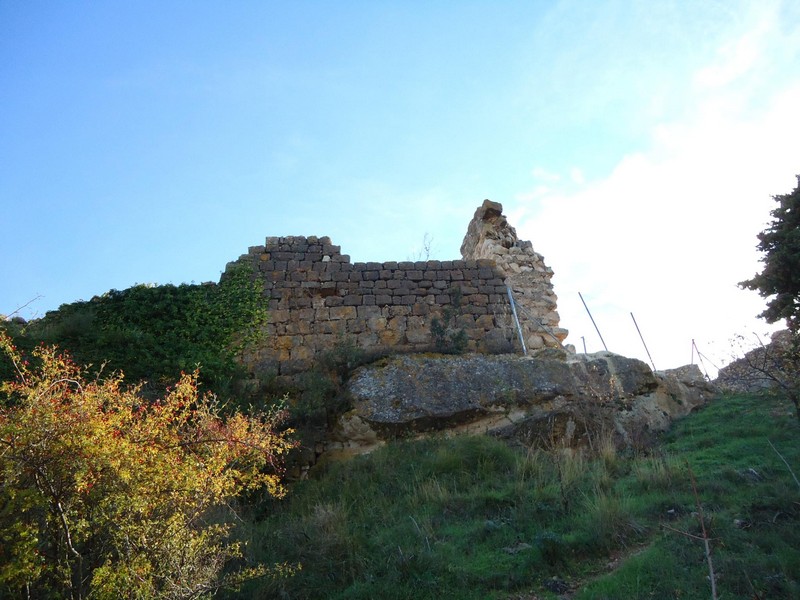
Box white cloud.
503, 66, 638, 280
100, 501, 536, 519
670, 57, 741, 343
569, 167, 585, 185
531, 166, 562, 183
513, 10, 800, 374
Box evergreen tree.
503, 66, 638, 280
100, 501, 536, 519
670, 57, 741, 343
740, 175, 800, 331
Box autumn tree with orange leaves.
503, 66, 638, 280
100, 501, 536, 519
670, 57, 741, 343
0, 333, 297, 599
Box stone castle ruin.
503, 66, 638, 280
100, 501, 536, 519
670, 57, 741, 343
228, 199, 715, 466
233, 200, 568, 381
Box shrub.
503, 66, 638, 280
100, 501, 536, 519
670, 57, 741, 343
0, 333, 296, 599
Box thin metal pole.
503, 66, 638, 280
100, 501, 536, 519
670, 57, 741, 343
507, 286, 527, 356
578, 292, 608, 351
631, 312, 656, 371
691, 339, 695, 366
581, 336, 587, 354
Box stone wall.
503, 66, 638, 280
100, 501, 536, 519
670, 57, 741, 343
230, 201, 567, 381
461, 200, 568, 350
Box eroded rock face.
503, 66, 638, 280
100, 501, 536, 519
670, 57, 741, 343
335, 353, 717, 452
460, 200, 567, 350
715, 330, 793, 394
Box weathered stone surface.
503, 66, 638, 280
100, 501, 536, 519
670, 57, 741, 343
715, 330, 792, 394
339, 352, 718, 449
460, 200, 567, 349
233, 200, 572, 381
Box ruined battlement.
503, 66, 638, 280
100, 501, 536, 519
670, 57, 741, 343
232, 201, 567, 381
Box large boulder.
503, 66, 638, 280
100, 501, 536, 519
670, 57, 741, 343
334, 352, 717, 452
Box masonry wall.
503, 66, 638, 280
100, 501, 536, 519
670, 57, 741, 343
232, 235, 522, 379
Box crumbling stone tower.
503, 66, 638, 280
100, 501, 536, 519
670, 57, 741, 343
460, 200, 567, 351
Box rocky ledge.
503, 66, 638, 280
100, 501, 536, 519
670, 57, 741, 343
332, 352, 717, 455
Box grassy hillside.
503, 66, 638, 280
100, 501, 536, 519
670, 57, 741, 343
232, 393, 800, 599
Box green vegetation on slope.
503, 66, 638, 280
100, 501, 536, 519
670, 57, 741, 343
0, 259, 267, 399
234, 393, 800, 600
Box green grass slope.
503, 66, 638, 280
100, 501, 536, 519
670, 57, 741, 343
233, 393, 800, 599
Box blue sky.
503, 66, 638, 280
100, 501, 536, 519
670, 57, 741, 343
2, 1, 799, 373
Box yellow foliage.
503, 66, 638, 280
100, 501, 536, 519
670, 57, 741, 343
0, 332, 297, 599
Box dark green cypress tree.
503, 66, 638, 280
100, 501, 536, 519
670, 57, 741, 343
741, 175, 800, 332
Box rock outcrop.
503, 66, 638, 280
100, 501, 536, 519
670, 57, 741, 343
332, 353, 716, 454
715, 330, 793, 394
461, 200, 567, 350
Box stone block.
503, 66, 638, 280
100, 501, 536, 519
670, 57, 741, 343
367, 316, 387, 332
286, 320, 312, 335
330, 306, 357, 320
296, 308, 314, 321
455, 314, 475, 328
472, 294, 489, 306
270, 309, 290, 323
475, 314, 495, 329
357, 332, 379, 347
375, 294, 392, 305
378, 329, 401, 345
406, 327, 429, 344
357, 305, 382, 318
325, 296, 344, 307
347, 319, 366, 334
289, 297, 311, 309
315, 320, 346, 335
411, 303, 431, 316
